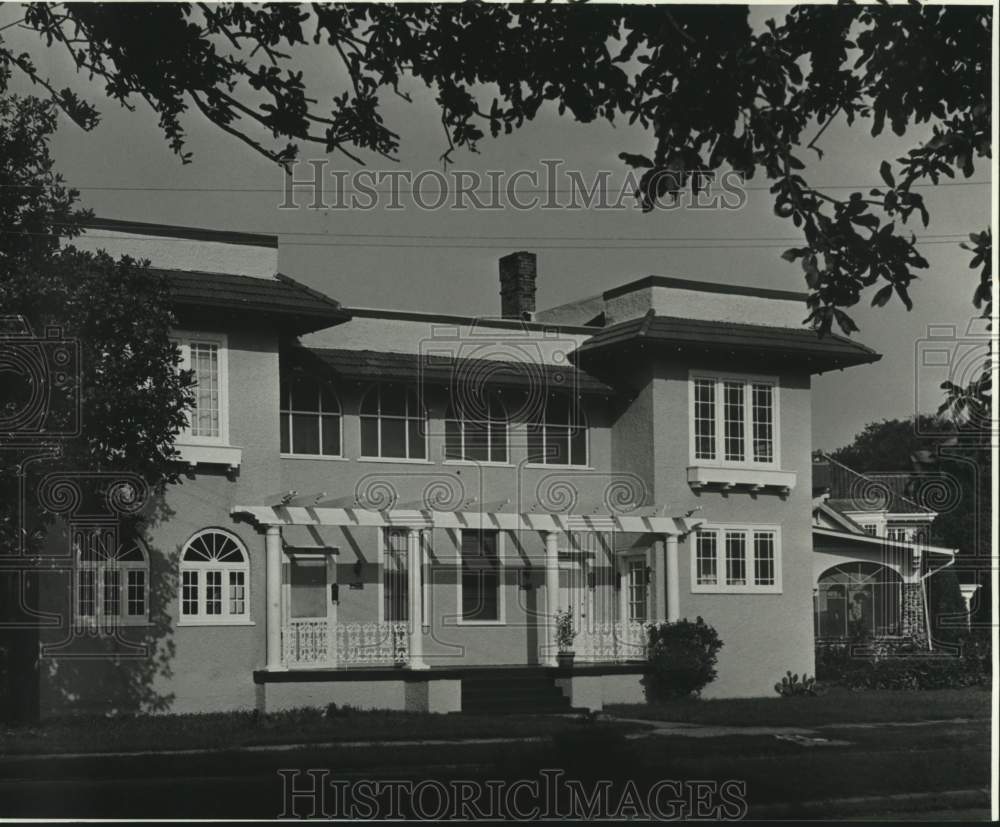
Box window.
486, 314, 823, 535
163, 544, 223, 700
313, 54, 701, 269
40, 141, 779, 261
886, 527, 908, 543
75, 536, 149, 625
280, 376, 341, 456
174, 333, 228, 444
445, 392, 508, 463
692, 527, 781, 593
360, 385, 426, 459
691, 374, 777, 466
625, 558, 648, 622
460, 530, 502, 623
815, 563, 902, 639
527, 394, 587, 466
861, 523, 878, 536
381, 529, 427, 623
179, 529, 250, 624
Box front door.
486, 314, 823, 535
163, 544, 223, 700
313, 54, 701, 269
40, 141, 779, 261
285, 553, 337, 666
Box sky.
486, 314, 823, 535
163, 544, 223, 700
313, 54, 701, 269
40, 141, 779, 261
4, 3, 993, 452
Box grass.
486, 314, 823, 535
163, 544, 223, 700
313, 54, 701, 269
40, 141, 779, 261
0, 706, 646, 757
606, 685, 992, 727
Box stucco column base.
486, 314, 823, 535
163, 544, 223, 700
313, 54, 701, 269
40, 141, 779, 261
405, 678, 461, 713
555, 675, 604, 712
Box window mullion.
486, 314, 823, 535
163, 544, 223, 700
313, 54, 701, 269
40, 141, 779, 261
714, 379, 724, 462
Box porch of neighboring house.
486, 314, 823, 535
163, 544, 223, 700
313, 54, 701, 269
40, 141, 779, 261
233, 500, 704, 676
812, 527, 958, 645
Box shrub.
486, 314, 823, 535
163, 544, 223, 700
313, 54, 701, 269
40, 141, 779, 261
774, 671, 822, 697
644, 617, 723, 701
816, 632, 991, 690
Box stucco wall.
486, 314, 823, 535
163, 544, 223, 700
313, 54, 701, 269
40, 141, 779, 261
38, 324, 282, 717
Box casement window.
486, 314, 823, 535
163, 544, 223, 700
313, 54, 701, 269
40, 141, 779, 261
380, 528, 427, 623
692, 526, 781, 593
445, 392, 508, 463
691, 374, 777, 466
76, 537, 149, 625
460, 530, 502, 623
179, 529, 250, 624
360, 385, 427, 460
625, 558, 649, 623
527, 394, 588, 466
860, 523, 878, 536
280, 376, 341, 457
174, 333, 229, 444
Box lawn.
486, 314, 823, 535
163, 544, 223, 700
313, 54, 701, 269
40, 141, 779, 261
0, 706, 646, 757
606, 686, 992, 727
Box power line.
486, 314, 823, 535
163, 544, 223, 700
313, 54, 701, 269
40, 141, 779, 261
0, 179, 991, 194
42, 230, 973, 251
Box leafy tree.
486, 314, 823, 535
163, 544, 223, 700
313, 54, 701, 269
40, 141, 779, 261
0, 3, 991, 341
0, 93, 194, 720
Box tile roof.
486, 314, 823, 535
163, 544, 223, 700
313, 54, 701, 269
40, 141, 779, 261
290, 347, 615, 395
159, 270, 349, 334
571, 311, 881, 373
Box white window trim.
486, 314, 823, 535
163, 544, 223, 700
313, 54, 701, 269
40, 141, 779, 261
690, 524, 783, 594
74, 540, 150, 627
359, 384, 429, 460
280, 377, 343, 458
177, 529, 254, 626
173, 330, 230, 448
377, 527, 428, 625
688, 370, 780, 469
456, 528, 506, 626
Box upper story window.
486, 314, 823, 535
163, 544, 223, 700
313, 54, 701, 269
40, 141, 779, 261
76, 536, 149, 625
179, 529, 250, 624
280, 376, 341, 457
360, 385, 427, 460
527, 394, 588, 466
692, 526, 781, 593
174, 332, 228, 444
886, 526, 908, 543
691, 373, 777, 466
445, 392, 508, 463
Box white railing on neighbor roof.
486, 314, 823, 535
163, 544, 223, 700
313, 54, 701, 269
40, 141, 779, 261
575, 620, 654, 663
283, 620, 409, 667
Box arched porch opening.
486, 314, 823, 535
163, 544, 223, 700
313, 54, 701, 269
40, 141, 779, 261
815, 562, 903, 640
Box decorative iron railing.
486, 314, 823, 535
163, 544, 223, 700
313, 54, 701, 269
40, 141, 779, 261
574, 620, 655, 663
283, 620, 409, 667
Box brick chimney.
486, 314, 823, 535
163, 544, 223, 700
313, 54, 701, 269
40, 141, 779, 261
499, 251, 537, 320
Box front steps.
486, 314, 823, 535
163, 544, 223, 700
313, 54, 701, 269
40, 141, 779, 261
461, 669, 573, 714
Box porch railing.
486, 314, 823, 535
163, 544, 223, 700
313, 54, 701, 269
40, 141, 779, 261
574, 620, 655, 663
282, 620, 409, 667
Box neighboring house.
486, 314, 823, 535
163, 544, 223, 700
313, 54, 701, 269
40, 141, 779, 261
811, 453, 960, 644
34, 219, 882, 717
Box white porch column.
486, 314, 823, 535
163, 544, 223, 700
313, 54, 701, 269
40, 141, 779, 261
265, 525, 285, 670
665, 534, 680, 623
544, 530, 560, 667
407, 527, 428, 670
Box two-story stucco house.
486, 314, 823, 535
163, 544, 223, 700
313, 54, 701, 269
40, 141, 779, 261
35, 218, 885, 717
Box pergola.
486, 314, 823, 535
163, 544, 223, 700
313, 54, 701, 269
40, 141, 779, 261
232, 497, 706, 671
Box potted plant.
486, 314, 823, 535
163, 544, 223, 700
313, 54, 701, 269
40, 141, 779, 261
555, 608, 577, 669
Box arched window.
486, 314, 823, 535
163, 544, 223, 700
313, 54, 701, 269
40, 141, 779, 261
527, 394, 587, 466
815, 562, 902, 639
360, 385, 426, 459
76, 536, 149, 625
445, 392, 508, 463
180, 529, 250, 624
280, 376, 341, 456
